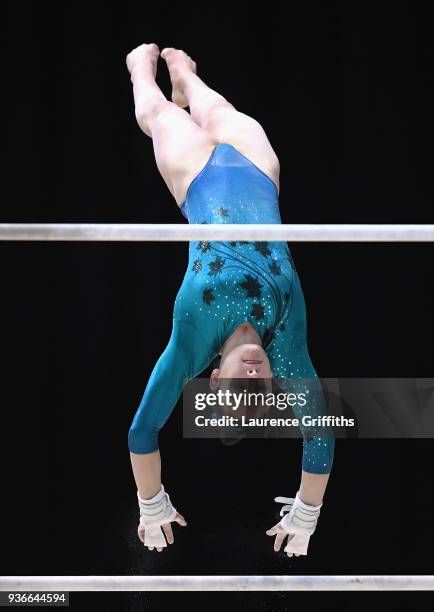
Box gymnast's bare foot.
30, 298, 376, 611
161, 47, 197, 109
126, 42, 160, 79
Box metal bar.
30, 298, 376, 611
0, 224, 434, 242
1, 575, 433, 591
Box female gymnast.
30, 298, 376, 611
126, 43, 335, 557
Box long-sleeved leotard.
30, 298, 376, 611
128, 143, 334, 474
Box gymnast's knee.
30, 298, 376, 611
128, 424, 159, 454
201, 99, 237, 130
136, 99, 183, 135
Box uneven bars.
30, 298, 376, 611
0, 224, 434, 242
0, 575, 433, 591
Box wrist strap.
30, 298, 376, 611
295, 491, 322, 512
280, 491, 322, 535
137, 484, 177, 525
137, 485, 165, 506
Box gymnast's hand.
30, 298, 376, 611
137, 485, 187, 552
266, 492, 322, 557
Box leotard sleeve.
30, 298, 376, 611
267, 273, 335, 474
128, 318, 216, 453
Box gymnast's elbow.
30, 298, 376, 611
128, 423, 159, 454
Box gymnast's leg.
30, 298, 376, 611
126, 43, 219, 206
161, 47, 281, 193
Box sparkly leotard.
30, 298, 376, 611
128, 143, 334, 474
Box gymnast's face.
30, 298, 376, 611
210, 343, 273, 386
209, 344, 273, 419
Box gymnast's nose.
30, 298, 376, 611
245, 366, 261, 377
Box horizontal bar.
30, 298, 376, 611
0, 224, 434, 242
1, 575, 433, 591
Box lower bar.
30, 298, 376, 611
0, 575, 433, 591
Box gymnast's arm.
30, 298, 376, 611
268, 338, 335, 506
128, 318, 215, 500
128, 329, 182, 501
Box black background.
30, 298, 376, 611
3, 2, 434, 611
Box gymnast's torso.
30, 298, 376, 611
129, 142, 334, 474
176, 142, 306, 374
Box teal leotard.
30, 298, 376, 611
128, 143, 334, 474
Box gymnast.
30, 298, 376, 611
126, 43, 335, 557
